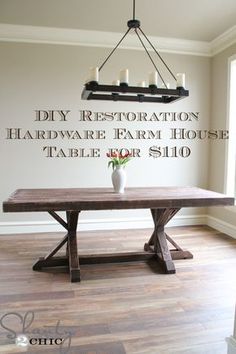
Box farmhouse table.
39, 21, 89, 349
2, 187, 234, 282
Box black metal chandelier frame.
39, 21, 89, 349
81, 0, 189, 104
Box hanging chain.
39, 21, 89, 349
99, 0, 177, 83
98, 28, 131, 71
139, 27, 177, 81
135, 29, 168, 88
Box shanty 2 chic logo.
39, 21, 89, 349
0, 311, 73, 353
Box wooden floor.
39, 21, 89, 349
0, 225, 236, 353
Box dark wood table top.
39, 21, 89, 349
2, 187, 234, 212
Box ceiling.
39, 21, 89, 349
0, 0, 236, 42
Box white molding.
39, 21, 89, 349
0, 214, 207, 235
1, 23, 236, 56
207, 215, 236, 239
0, 24, 211, 57
211, 25, 236, 56
223, 55, 236, 196
1, 215, 236, 241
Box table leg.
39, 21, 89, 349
144, 208, 193, 274
66, 211, 80, 282
33, 210, 81, 282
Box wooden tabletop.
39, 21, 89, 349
2, 187, 234, 212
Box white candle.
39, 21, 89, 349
120, 69, 129, 85
176, 73, 185, 88
149, 71, 158, 86
138, 81, 146, 87
112, 80, 120, 86
89, 67, 99, 83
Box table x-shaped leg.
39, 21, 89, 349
144, 208, 193, 274
33, 210, 80, 282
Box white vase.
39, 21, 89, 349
112, 166, 126, 193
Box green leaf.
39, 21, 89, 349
108, 161, 114, 169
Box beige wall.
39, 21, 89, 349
208, 43, 236, 225
0, 41, 211, 227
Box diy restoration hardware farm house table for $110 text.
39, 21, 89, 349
3, 187, 234, 282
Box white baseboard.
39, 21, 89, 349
0, 214, 207, 235
226, 336, 236, 354
2, 215, 235, 237
207, 215, 236, 239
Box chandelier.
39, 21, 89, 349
81, 0, 189, 104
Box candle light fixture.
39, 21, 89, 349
81, 0, 189, 104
